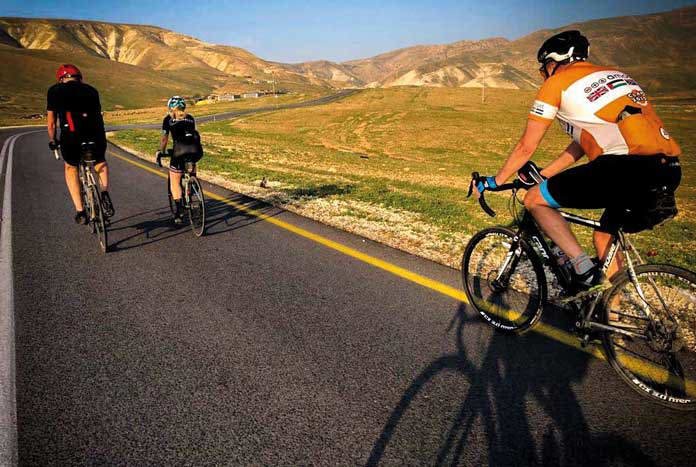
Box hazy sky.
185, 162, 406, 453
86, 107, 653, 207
1, 0, 693, 62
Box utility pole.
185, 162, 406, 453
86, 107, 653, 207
482, 66, 486, 104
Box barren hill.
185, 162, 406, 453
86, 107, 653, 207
1, 6, 695, 122
339, 6, 696, 92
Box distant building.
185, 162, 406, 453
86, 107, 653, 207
219, 94, 238, 101
242, 92, 261, 98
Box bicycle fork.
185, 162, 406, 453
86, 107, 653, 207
491, 236, 523, 291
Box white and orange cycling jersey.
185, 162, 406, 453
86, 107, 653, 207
529, 61, 681, 160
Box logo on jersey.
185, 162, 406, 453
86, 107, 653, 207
606, 78, 627, 90
585, 73, 640, 103
627, 89, 648, 106
660, 127, 670, 140
587, 86, 609, 102
529, 100, 557, 120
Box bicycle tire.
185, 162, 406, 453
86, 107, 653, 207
601, 264, 696, 410
90, 185, 108, 253
186, 176, 206, 237
167, 173, 176, 216
462, 227, 547, 334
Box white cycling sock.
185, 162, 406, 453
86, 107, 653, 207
570, 253, 594, 276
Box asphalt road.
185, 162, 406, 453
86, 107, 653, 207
0, 107, 694, 465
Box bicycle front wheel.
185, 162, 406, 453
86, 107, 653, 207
462, 227, 547, 333
167, 173, 176, 216
186, 176, 206, 237
602, 264, 696, 410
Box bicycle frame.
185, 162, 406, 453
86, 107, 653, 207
506, 210, 655, 340
79, 161, 101, 213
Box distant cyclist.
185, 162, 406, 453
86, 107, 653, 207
47, 64, 115, 223
473, 31, 681, 293
156, 96, 203, 224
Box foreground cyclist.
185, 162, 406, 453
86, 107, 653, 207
156, 96, 202, 224
47, 64, 115, 224
473, 30, 681, 293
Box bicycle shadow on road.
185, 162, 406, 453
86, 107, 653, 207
367, 303, 657, 466
105, 196, 281, 252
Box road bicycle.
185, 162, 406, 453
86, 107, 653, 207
461, 172, 696, 410
157, 150, 206, 237
54, 142, 109, 252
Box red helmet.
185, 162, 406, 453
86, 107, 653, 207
56, 64, 82, 82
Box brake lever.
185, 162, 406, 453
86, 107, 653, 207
470, 171, 496, 217
467, 172, 478, 198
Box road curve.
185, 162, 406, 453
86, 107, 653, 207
106, 89, 360, 132
0, 104, 695, 465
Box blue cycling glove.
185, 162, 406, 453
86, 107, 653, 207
476, 176, 498, 194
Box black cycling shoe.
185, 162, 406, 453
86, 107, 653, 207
74, 210, 88, 225
173, 199, 184, 225
101, 191, 115, 218
561, 266, 610, 304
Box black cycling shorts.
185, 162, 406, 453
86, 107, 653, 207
541, 154, 681, 231
168, 154, 200, 173
60, 140, 107, 167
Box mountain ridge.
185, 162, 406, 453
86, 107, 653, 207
1, 6, 695, 121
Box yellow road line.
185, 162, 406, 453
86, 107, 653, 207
109, 149, 696, 398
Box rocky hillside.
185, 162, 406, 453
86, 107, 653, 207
338, 5, 696, 92
1, 5, 694, 121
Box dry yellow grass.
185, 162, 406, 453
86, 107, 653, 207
110, 87, 696, 270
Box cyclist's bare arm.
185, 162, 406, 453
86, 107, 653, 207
159, 133, 169, 153
540, 141, 585, 178
47, 110, 57, 142
493, 119, 549, 186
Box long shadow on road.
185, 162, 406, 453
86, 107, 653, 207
367, 304, 656, 466
107, 196, 280, 252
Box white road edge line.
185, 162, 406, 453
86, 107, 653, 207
0, 130, 44, 466
0, 132, 20, 467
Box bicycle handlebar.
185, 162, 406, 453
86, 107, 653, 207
468, 172, 524, 218
156, 149, 174, 167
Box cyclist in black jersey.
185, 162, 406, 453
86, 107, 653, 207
47, 64, 115, 224
156, 96, 202, 224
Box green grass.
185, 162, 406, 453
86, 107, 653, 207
109, 87, 695, 269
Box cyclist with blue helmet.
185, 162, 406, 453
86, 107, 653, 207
156, 96, 202, 224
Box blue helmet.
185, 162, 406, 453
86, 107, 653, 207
167, 96, 186, 110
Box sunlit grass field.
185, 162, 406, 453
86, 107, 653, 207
109, 87, 695, 269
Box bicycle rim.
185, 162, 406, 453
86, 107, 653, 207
186, 177, 206, 237
462, 227, 546, 333
602, 264, 696, 410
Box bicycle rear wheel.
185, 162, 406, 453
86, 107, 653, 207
462, 227, 547, 333
186, 176, 206, 237
90, 186, 108, 253
602, 264, 696, 410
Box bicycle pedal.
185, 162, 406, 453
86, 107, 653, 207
579, 334, 591, 348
